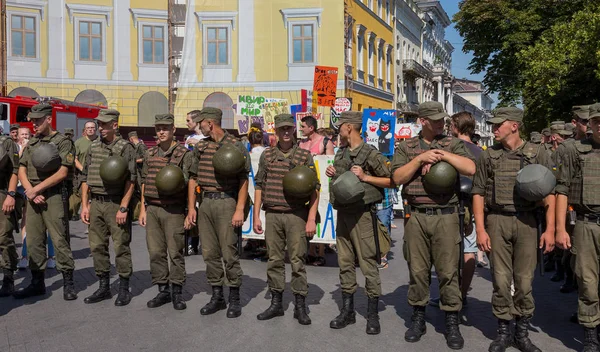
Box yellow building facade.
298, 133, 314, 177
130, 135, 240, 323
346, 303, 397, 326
5, 0, 345, 129
345, 0, 395, 111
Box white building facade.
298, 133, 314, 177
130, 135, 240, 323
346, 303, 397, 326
453, 78, 494, 146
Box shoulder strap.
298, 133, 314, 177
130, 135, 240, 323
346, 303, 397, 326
148, 146, 158, 157
405, 136, 419, 148
197, 139, 209, 152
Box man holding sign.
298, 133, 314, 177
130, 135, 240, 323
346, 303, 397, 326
253, 114, 320, 325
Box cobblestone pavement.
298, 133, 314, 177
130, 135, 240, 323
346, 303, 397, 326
0, 218, 581, 351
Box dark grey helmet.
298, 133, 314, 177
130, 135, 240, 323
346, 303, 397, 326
99, 156, 128, 185
283, 165, 318, 198
332, 171, 365, 205
459, 176, 473, 194
212, 143, 245, 176
155, 164, 185, 195
31, 143, 61, 172
516, 164, 556, 202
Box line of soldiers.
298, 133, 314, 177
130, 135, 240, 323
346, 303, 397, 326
1, 101, 600, 350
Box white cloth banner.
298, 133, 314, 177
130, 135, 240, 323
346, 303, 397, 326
241, 154, 338, 244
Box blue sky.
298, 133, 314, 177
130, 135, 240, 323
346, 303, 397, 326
438, 0, 499, 106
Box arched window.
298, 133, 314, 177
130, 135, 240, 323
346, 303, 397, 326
203, 92, 234, 129
9, 87, 39, 98
138, 91, 168, 126
74, 89, 108, 107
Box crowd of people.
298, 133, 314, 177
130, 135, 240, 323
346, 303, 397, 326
0, 100, 599, 352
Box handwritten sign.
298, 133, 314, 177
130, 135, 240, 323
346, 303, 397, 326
262, 99, 289, 133
330, 97, 352, 129
237, 95, 265, 117
362, 109, 396, 156
296, 111, 324, 133
313, 66, 338, 107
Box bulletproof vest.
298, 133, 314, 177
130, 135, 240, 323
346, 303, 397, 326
144, 143, 188, 203
485, 141, 541, 211
568, 140, 600, 207
196, 132, 244, 192
401, 135, 455, 205
262, 145, 311, 211
25, 132, 73, 187
330, 143, 383, 209
87, 137, 130, 196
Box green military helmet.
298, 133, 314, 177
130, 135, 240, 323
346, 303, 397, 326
283, 165, 318, 198
155, 164, 185, 195
422, 161, 458, 194
99, 156, 128, 185
0, 143, 8, 169
332, 171, 365, 204
516, 164, 556, 202
212, 143, 245, 176
31, 143, 61, 172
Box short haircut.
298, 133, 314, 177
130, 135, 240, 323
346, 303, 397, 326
84, 120, 97, 128
450, 111, 475, 137
187, 110, 201, 120
351, 123, 362, 132
301, 115, 318, 130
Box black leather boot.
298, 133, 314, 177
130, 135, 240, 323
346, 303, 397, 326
514, 316, 541, 352
330, 292, 356, 329
227, 287, 242, 318
405, 306, 427, 342
489, 319, 512, 352
13, 270, 46, 299
147, 284, 171, 308
62, 270, 78, 301
445, 311, 464, 349
84, 273, 112, 304
366, 297, 381, 335
583, 327, 600, 352
114, 277, 132, 306
293, 294, 311, 325
0, 270, 15, 297
172, 284, 187, 310
257, 290, 284, 320
200, 286, 227, 315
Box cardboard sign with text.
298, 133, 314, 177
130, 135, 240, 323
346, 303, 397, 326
362, 109, 396, 156
313, 66, 338, 107
330, 97, 352, 129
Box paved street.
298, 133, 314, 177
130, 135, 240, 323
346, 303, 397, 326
1, 218, 581, 352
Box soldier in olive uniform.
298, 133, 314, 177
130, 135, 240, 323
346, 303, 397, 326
555, 104, 600, 351
80, 109, 137, 306
71, 121, 98, 220
129, 131, 146, 221
0, 133, 20, 296
186, 107, 250, 318
472, 107, 555, 352
391, 102, 475, 349
64, 128, 74, 140
14, 104, 77, 300
253, 114, 320, 325
324, 111, 393, 335
139, 114, 196, 310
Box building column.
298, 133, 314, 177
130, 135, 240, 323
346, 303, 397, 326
111, 0, 133, 81
46, 0, 68, 78
237, 0, 256, 82
437, 79, 443, 103
447, 87, 453, 114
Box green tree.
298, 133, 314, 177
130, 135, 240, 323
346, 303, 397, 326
519, 4, 600, 132
454, 0, 592, 106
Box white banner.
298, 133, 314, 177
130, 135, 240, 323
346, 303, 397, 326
242, 154, 337, 244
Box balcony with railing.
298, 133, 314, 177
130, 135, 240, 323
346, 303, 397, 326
402, 59, 432, 79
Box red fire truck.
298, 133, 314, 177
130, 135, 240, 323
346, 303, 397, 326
0, 96, 105, 136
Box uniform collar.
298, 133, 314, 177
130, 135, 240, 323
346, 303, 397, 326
348, 141, 366, 157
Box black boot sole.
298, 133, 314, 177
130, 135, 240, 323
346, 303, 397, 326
147, 298, 172, 308
200, 301, 227, 315
173, 302, 187, 310
63, 292, 78, 301
330, 315, 356, 329
293, 311, 312, 325
115, 294, 132, 306
257, 309, 284, 320
84, 292, 112, 304
405, 327, 427, 342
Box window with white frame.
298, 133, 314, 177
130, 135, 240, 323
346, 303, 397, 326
141, 24, 165, 64
377, 43, 383, 80
78, 21, 103, 61
206, 26, 229, 65
357, 33, 364, 71
10, 14, 36, 58
368, 38, 374, 76
292, 24, 314, 63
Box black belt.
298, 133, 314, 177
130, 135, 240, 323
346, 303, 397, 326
576, 214, 600, 225
203, 191, 236, 200
91, 194, 122, 203
412, 207, 456, 216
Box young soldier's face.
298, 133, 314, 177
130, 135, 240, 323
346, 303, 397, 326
492, 120, 517, 142
31, 115, 52, 136
98, 121, 117, 138
421, 117, 445, 136
155, 124, 175, 142
276, 126, 295, 143
590, 117, 600, 137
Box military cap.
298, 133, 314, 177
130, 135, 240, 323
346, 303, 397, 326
563, 122, 575, 135
96, 109, 120, 123
487, 107, 523, 125
193, 107, 222, 123
64, 128, 74, 135
530, 131, 542, 143
154, 113, 175, 125
27, 103, 53, 119
274, 113, 295, 129
541, 128, 551, 137
589, 103, 600, 119
572, 105, 591, 120
334, 111, 362, 127
127, 131, 138, 138
418, 101, 448, 121
10, 123, 20, 130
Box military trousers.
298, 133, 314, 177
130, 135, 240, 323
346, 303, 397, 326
403, 210, 462, 311
145, 204, 186, 286
265, 209, 308, 296
0, 193, 19, 272
573, 218, 600, 328
198, 197, 243, 287
336, 208, 381, 298
69, 183, 81, 220
88, 199, 132, 278
26, 192, 74, 272
487, 212, 537, 321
